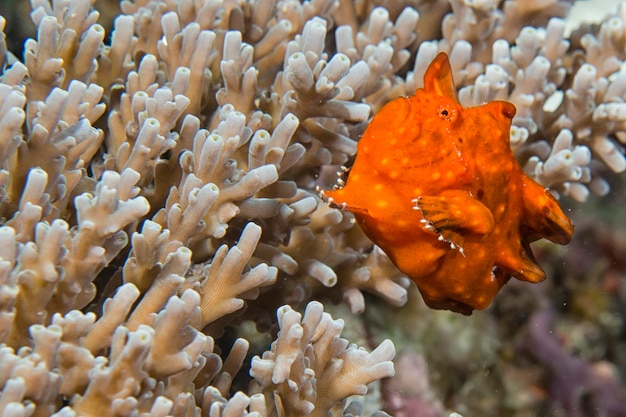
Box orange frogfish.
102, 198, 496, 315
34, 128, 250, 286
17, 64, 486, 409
322, 52, 574, 315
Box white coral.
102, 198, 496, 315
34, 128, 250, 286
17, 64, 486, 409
250, 301, 395, 416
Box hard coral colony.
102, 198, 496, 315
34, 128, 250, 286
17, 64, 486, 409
0, 0, 624, 416
323, 53, 574, 315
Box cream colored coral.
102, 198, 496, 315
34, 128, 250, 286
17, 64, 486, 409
27, 0, 102, 100
193, 223, 277, 327
278, 203, 409, 314
5, 80, 104, 216
280, 17, 371, 124
158, 12, 216, 115
250, 301, 395, 416
524, 129, 593, 201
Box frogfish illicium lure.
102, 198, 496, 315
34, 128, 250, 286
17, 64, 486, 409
322, 52, 574, 315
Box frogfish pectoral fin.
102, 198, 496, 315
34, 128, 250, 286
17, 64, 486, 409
414, 190, 495, 251
520, 177, 575, 245
496, 240, 547, 283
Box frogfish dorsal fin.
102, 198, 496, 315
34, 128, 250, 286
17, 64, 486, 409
423, 52, 458, 102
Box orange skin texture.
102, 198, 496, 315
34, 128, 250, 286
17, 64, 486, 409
323, 52, 574, 315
